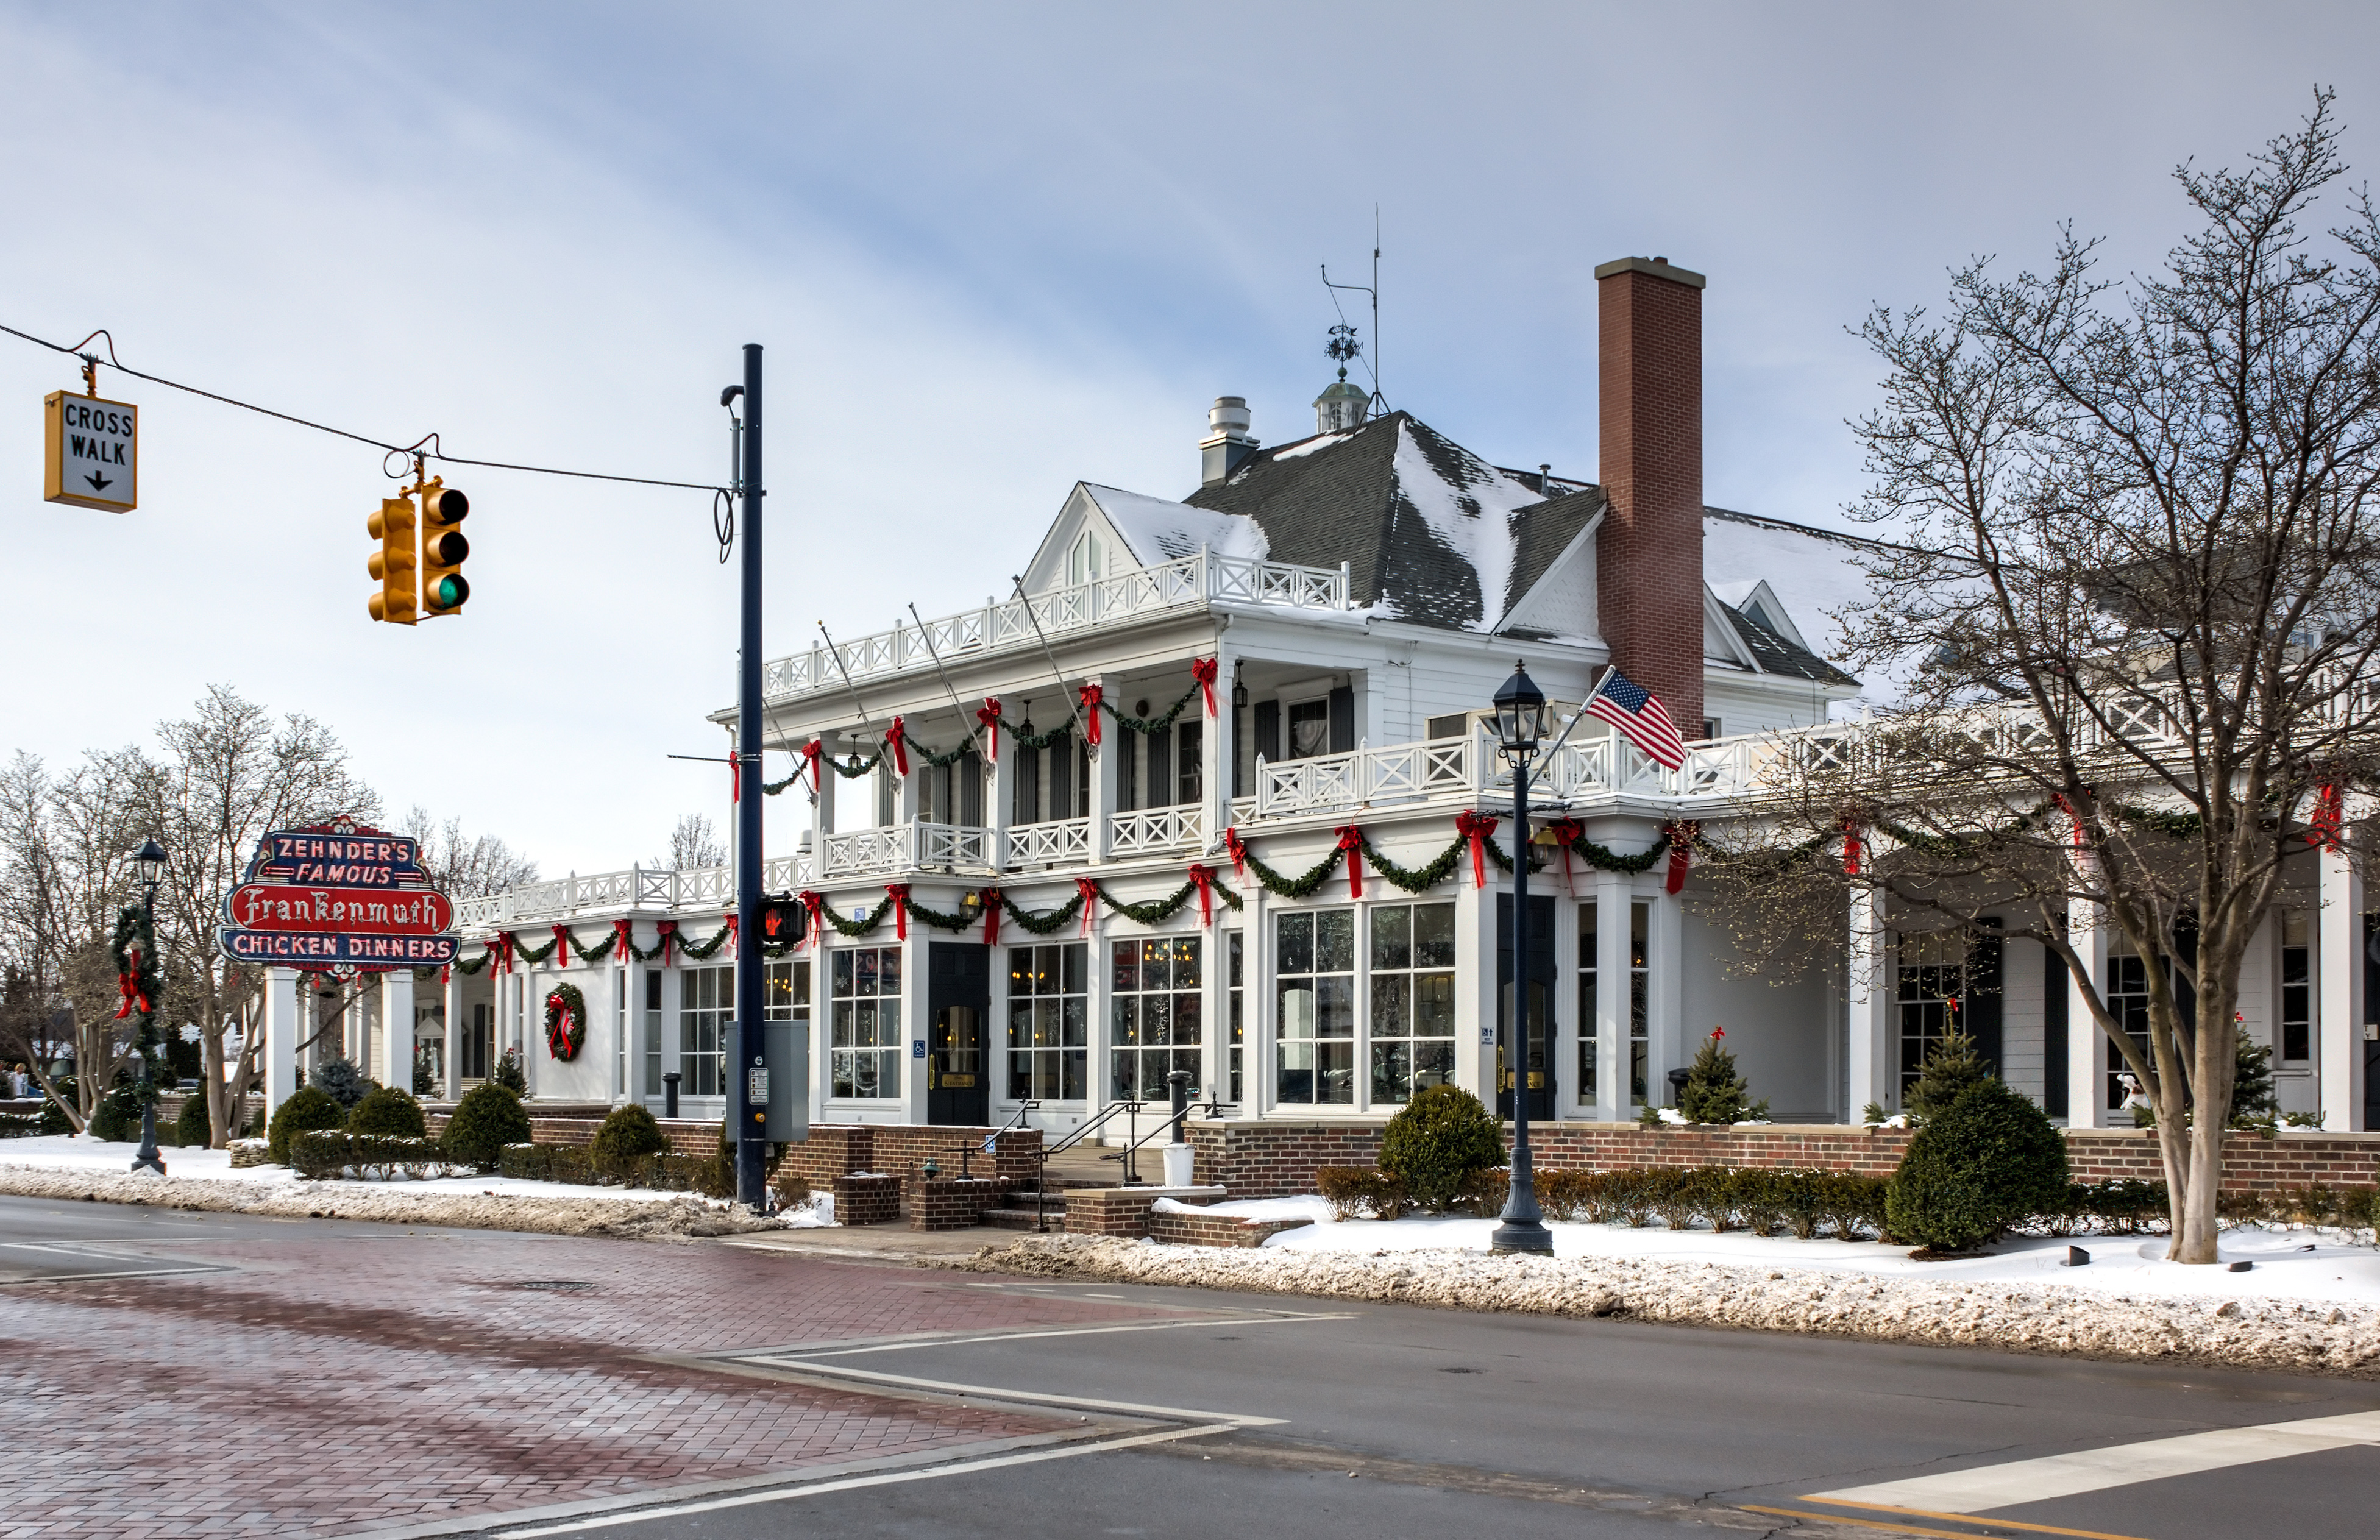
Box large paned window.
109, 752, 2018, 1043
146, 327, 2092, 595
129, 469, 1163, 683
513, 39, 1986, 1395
641, 970, 661, 1095
1226, 930, 1245, 1103
1369, 903, 1455, 1104
1896, 932, 1966, 1098
2103, 942, 2154, 1110
1276, 909, 1355, 1104
1112, 937, 1202, 1099
1577, 902, 1598, 1104
1176, 721, 1202, 805
1287, 698, 1330, 759
767, 959, 811, 1023
1007, 943, 1087, 1100
1626, 901, 1650, 1105
2281, 910, 2311, 1063
830, 948, 901, 1098
681, 965, 731, 1098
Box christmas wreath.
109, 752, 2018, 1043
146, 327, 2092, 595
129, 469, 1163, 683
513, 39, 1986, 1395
544, 981, 588, 1061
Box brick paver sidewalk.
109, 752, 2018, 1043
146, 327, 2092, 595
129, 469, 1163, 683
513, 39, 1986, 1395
0, 1230, 1187, 1536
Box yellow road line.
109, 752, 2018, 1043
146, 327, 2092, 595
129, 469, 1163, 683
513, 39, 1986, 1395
1777, 1495, 2156, 1540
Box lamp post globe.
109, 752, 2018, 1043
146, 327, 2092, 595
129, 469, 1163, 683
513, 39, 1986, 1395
128, 838, 169, 1176
1489, 662, 1553, 1255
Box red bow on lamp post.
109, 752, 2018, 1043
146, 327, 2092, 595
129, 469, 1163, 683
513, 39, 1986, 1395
1224, 826, 1248, 878
1662, 820, 1699, 895
2312, 784, 2344, 853
1191, 658, 1220, 717
112, 946, 149, 1021
797, 892, 825, 950
976, 698, 1003, 761
1335, 825, 1365, 900
730, 754, 741, 804
886, 884, 911, 941
1078, 684, 1104, 747
1074, 876, 1101, 936
885, 717, 911, 777
1187, 863, 1218, 926
980, 887, 1001, 946
1546, 818, 1585, 895
1454, 812, 1498, 890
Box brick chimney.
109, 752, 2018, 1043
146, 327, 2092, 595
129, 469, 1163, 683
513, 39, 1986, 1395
1594, 255, 1705, 738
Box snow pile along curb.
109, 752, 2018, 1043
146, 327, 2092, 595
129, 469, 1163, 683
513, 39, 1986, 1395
960, 1233, 2380, 1377
0, 1164, 780, 1239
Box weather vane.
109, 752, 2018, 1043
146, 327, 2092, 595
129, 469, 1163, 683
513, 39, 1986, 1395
1326, 322, 1362, 378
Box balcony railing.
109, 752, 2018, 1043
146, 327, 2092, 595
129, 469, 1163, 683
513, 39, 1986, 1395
1252, 737, 1477, 818
452, 854, 814, 931
760, 549, 1354, 701
1110, 804, 1204, 856
823, 821, 996, 878
1009, 817, 1092, 867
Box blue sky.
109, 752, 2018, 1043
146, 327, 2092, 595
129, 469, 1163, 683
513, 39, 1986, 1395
3, 2, 2373, 871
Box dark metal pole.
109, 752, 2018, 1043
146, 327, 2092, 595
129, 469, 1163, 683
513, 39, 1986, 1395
131, 881, 165, 1176
1492, 756, 1549, 1253
734, 343, 767, 1208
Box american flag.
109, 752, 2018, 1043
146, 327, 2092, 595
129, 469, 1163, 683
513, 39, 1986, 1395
1585, 667, 1685, 770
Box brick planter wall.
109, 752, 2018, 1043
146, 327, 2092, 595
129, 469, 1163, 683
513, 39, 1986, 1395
834, 1173, 901, 1226
417, 1113, 721, 1157
909, 1177, 1015, 1230
1190, 1120, 2380, 1199
774, 1124, 1041, 1190
1147, 1207, 1313, 1248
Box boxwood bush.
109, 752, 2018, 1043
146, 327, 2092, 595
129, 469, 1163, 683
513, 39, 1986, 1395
443, 1082, 533, 1171
1886, 1080, 2070, 1254
173, 1091, 215, 1148
290, 1130, 459, 1181
591, 1103, 670, 1173
267, 1085, 346, 1163
1379, 1085, 1504, 1213
347, 1085, 428, 1138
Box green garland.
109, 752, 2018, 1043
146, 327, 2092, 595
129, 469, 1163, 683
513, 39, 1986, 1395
1002, 890, 1085, 935
108, 902, 165, 1101
900, 894, 978, 933
1101, 681, 1202, 736
1563, 831, 1669, 875
1357, 835, 1466, 893
1097, 875, 1245, 925
1240, 844, 1347, 900
819, 893, 900, 939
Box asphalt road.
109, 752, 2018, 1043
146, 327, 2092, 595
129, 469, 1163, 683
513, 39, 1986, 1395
2, 1194, 2373, 1540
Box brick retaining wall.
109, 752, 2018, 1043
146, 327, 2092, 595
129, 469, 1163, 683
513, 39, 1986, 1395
773, 1124, 1041, 1189
833, 1173, 901, 1226
1146, 1207, 1313, 1248
909, 1177, 1016, 1230
1188, 1120, 2380, 1199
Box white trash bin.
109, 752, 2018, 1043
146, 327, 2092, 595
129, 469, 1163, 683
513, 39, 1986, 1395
1162, 1141, 1195, 1188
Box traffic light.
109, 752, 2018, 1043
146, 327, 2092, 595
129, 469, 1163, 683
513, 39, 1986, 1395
367, 494, 417, 625
417, 477, 470, 616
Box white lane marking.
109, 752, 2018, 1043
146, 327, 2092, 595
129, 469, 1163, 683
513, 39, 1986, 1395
795, 1311, 1357, 1357
1815, 1409, 2380, 1513
1, 1265, 224, 1285
491, 1424, 1230, 1536
739, 1356, 1288, 1427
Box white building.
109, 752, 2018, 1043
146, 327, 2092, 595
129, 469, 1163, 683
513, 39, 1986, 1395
318, 255, 2374, 1137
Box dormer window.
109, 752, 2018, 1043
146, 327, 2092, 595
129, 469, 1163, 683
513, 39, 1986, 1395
1067, 530, 1104, 587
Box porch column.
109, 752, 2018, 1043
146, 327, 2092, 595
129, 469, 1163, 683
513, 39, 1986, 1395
659, 963, 684, 1102
898, 928, 931, 1123
1456, 855, 1498, 1107
1085, 903, 1116, 1136
2319, 825, 2366, 1130
442, 968, 463, 1099
2064, 890, 2112, 1128
1090, 672, 1118, 865
264, 967, 298, 1115
379, 970, 413, 1092
1593, 869, 1630, 1121
1203, 633, 1233, 853
1646, 885, 1685, 1109
1845, 885, 1894, 1116
810, 733, 838, 886
1246, 876, 1273, 1115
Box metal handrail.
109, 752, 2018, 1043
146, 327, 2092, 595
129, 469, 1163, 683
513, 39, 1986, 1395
1114, 1095, 1227, 1179
953, 1102, 1037, 1181
1035, 1099, 1147, 1233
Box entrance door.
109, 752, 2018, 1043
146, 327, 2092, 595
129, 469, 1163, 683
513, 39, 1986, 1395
1496, 894, 1557, 1120
926, 941, 992, 1126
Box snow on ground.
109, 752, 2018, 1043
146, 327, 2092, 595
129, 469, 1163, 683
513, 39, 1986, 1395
0, 1134, 676, 1203
1160, 1194, 2380, 1307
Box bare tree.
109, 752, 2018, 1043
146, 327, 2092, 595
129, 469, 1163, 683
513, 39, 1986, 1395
650, 814, 726, 871
399, 807, 540, 899
1722, 94, 2380, 1264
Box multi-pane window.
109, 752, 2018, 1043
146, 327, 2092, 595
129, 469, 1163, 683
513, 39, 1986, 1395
1627, 900, 1649, 1105
1369, 903, 1455, 1104
830, 948, 901, 1099
641, 970, 661, 1096
1276, 909, 1355, 1104
1226, 929, 1245, 1104
767, 959, 811, 1023
1176, 721, 1202, 805
1112, 937, 1202, 1100
1577, 901, 1598, 1104
1007, 943, 1087, 1100
2103, 943, 2153, 1110
681, 965, 731, 1098
2280, 911, 2311, 1063
1897, 932, 1967, 1098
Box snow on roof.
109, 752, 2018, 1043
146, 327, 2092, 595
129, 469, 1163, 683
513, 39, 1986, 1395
1085, 484, 1268, 564
1702, 509, 1903, 705
1391, 421, 1543, 633
1271, 431, 1349, 461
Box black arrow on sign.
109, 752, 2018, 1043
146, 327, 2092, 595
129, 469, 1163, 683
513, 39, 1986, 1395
85, 472, 112, 492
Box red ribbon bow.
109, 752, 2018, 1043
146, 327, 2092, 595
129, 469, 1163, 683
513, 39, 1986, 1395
2051, 792, 2086, 851
439, 965, 450, 986
730, 754, 741, 804
1335, 825, 1365, 900
1078, 684, 1104, 746
655, 920, 677, 968
722, 912, 739, 958
976, 698, 1003, 761
1191, 657, 1219, 717
797, 892, 825, 950
552, 924, 573, 967
1455, 812, 1497, 889
801, 739, 826, 791
1662, 820, 1699, 895
1547, 818, 1585, 894
885, 717, 911, 777
1187, 863, 1217, 926
613, 918, 635, 965
1224, 826, 1248, 878
1840, 819, 1864, 876
886, 883, 911, 940
1075, 876, 1101, 935
112, 955, 149, 1021
981, 887, 1001, 947
2312, 784, 2343, 853
494, 931, 516, 974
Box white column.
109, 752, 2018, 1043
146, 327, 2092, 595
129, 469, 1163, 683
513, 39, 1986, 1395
265, 967, 299, 1115
1085, 903, 1114, 1129
811, 732, 838, 878
1456, 860, 1498, 1105
1090, 672, 1118, 865
1246, 878, 1273, 1115
1203, 633, 1232, 851
2065, 891, 2111, 1128
379, 970, 413, 1091
442, 969, 463, 1100
983, 719, 1010, 872
1845, 885, 1894, 1116
900, 929, 931, 1123
659, 963, 683, 1100
2319, 832, 2365, 1130
1593, 870, 1630, 1122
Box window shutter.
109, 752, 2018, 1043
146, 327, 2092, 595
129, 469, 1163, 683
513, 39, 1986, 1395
1146, 727, 1170, 810
1254, 700, 1281, 762
1328, 684, 1355, 754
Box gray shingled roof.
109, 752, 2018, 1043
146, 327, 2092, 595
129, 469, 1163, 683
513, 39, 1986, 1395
1714, 598, 1861, 686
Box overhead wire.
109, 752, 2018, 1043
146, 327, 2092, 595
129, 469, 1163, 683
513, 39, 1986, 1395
1, 320, 726, 494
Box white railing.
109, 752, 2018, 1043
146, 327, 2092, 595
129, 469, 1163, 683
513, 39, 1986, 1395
1252, 737, 1476, 818
822, 821, 995, 878
1109, 804, 1204, 856
451, 854, 814, 931
761, 548, 1354, 700
1007, 818, 1091, 867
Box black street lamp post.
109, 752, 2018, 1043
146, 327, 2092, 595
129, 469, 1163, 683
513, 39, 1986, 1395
130, 837, 168, 1177
1490, 662, 1553, 1255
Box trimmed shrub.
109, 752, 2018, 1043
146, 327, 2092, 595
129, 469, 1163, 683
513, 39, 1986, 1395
2229, 1024, 2278, 1128
37, 1083, 75, 1135
1887, 1080, 2069, 1254
347, 1085, 428, 1138
497, 1143, 553, 1181
1679, 1034, 1767, 1125
267, 1085, 346, 1163
774, 1170, 813, 1212
88, 1080, 143, 1142
1813, 1171, 1888, 1241
491, 1046, 527, 1094
591, 1104, 669, 1171
1379, 1085, 1504, 1213
1316, 1166, 1410, 1221
1902, 1029, 1991, 1126
290, 1130, 459, 1181
173, 1091, 214, 1148
309, 1056, 376, 1110
444, 1082, 533, 1171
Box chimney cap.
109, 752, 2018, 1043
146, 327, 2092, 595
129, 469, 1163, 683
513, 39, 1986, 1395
1593, 255, 1706, 289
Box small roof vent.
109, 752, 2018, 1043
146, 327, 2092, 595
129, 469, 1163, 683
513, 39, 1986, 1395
1199, 396, 1259, 485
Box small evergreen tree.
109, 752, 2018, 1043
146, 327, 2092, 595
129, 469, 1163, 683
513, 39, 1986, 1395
173, 1091, 213, 1148
310, 1056, 377, 1110
87, 1080, 143, 1143
443, 1081, 532, 1171
1886, 1080, 2069, 1255
491, 1045, 527, 1094
2229, 1017, 2277, 1127
1679, 1029, 1767, 1125
1902, 1028, 1992, 1126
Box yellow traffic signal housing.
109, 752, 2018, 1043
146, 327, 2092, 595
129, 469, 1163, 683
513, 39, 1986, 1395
368, 494, 418, 624
418, 478, 471, 616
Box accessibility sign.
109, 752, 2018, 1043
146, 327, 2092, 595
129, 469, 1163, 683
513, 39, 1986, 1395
218, 817, 458, 972
44, 391, 138, 511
